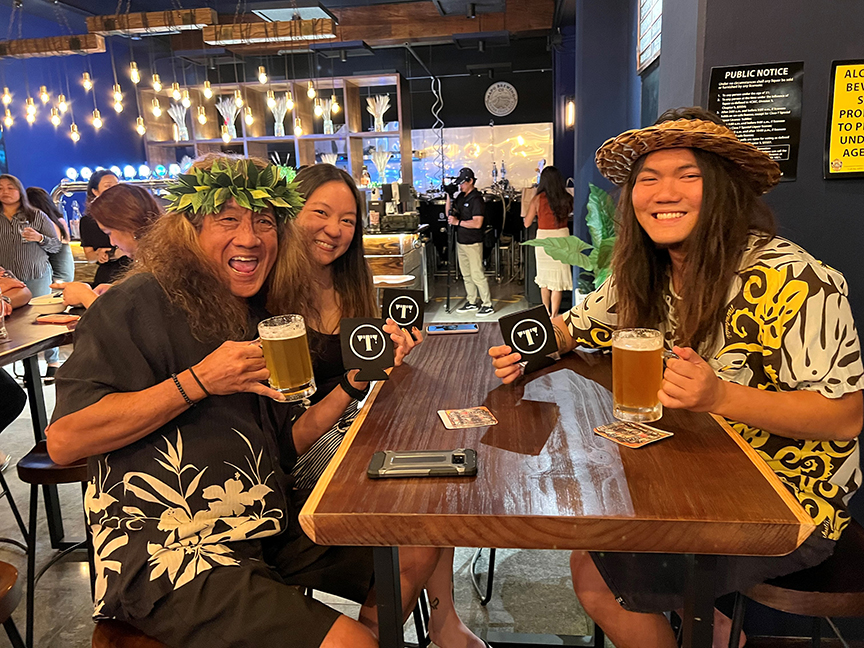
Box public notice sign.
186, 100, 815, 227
708, 61, 804, 181
825, 60, 864, 179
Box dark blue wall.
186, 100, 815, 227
552, 25, 576, 181
0, 6, 145, 195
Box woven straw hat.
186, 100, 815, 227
595, 118, 781, 195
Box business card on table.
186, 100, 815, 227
438, 406, 499, 429
594, 422, 673, 448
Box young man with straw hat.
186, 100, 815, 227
489, 107, 863, 647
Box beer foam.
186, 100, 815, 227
612, 335, 663, 351
259, 321, 305, 340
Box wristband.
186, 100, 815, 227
188, 366, 212, 398
339, 372, 370, 401
171, 373, 195, 406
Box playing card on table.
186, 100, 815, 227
594, 421, 674, 448
437, 407, 499, 429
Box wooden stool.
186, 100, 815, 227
728, 519, 864, 647
0, 561, 25, 648
16, 441, 95, 648
92, 620, 166, 648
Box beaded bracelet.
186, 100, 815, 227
171, 373, 195, 407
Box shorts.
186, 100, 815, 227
590, 532, 836, 614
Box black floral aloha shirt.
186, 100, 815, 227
562, 236, 863, 540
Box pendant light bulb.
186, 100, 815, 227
330, 94, 340, 113
221, 124, 231, 143
151, 98, 162, 117
258, 66, 267, 84
114, 100, 123, 113
181, 89, 191, 108
3, 109, 12, 128
170, 82, 181, 101
152, 74, 162, 92
70, 122, 80, 142
113, 83, 123, 103
202, 80, 212, 99
1, 88, 11, 106
130, 61, 140, 84
92, 109, 103, 129
293, 116, 303, 136
266, 89, 276, 109
313, 98, 323, 117
57, 94, 68, 113
25, 97, 36, 116
136, 116, 146, 136
286, 90, 294, 111
82, 72, 93, 91
197, 105, 207, 125
25, 113, 35, 124
307, 81, 316, 99
39, 86, 49, 103
50, 107, 61, 126
234, 89, 243, 107
244, 106, 254, 126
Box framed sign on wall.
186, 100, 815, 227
825, 59, 864, 179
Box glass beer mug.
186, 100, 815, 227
258, 314, 316, 402
611, 328, 664, 423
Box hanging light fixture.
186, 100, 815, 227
92, 108, 103, 129
113, 83, 123, 103
39, 86, 49, 103
1, 88, 11, 106
25, 97, 36, 124
70, 122, 80, 142
130, 61, 140, 84
286, 90, 294, 111
135, 116, 146, 136
82, 72, 93, 91
244, 105, 254, 126
293, 116, 303, 136
202, 80, 212, 99
313, 97, 323, 117
114, 100, 123, 113
151, 98, 162, 117
50, 107, 61, 126
258, 65, 267, 84
266, 89, 276, 109
221, 124, 231, 143
152, 73, 162, 92
330, 93, 340, 113
234, 89, 243, 107
170, 82, 181, 101
3, 109, 12, 128
181, 89, 191, 108
306, 80, 315, 99
57, 94, 68, 113
197, 105, 207, 125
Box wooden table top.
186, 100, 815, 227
300, 324, 815, 556
0, 306, 73, 366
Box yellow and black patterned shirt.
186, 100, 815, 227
562, 235, 863, 540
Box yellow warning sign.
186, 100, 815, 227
826, 60, 864, 177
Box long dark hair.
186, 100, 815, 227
0, 174, 39, 220
26, 187, 70, 242
536, 166, 572, 227
612, 111, 776, 353
89, 184, 162, 238
280, 164, 377, 325
85, 170, 118, 208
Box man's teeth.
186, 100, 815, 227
229, 257, 258, 273
654, 212, 685, 220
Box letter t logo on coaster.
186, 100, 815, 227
498, 306, 557, 374
341, 317, 394, 382
381, 288, 425, 331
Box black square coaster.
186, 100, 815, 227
381, 288, 425, 331
498, 305, 557, 374
340, 317, 394, 382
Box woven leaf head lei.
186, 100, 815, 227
165, 158, 305, 221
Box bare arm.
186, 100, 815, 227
0, 276, 31, 309
523, 196, 539, 228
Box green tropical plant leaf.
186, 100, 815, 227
594, 266, 612, 288
586, 183, 616, 248
595, 236, 616, 272
523, 236, 594, 270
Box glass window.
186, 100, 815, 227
637, 0, 662, 72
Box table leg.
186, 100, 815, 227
373, 546, 404, 648
22, 355, 66, 549
681, 554, 717, 648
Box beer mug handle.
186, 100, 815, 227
662, 349, 679, 364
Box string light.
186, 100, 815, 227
152, 74, 162, 92
330, 93, 340, 113
313, 98, 323, 117
286, 90, 294, 111
130, 61, 140, 84
70, 122, 80, 142
170, 82, 181, 101
3, 109, 12, 128
266, 89, 276, 109
25, 97, 36, 123
234, 89, 243, 107
50, 107, 61, 126
39, 86, 49, 103
244, 106, 254, 126
135, 116, 146, 136
114, 100, 123, 113
92, 109, 103, 129
181, 89, 191, 108
1, 88, 10, 106
197, 105, 207, 125
202, 80, 212, 99
307, 81, 316, 99
151, 98, 162, 117
221, 124, 231, 143
258, 65, 267, 84
82, 72, 93, 91
57, 94, 68, 113
293, 116, 303, 136
113, 83, 123, 103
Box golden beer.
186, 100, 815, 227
258, 315, 316, 401
612, 328, 663, 422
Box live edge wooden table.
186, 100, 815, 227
299, 323, 815, 648
1, 305, 74, 549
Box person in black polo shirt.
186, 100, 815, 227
446, 167, 494, 316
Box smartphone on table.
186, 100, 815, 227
426, 324, 479, 335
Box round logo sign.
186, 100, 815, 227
388, 296, 420, 327
510, 318, 547, 355
349, 323, 386, 361
484, 82, 518, 117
